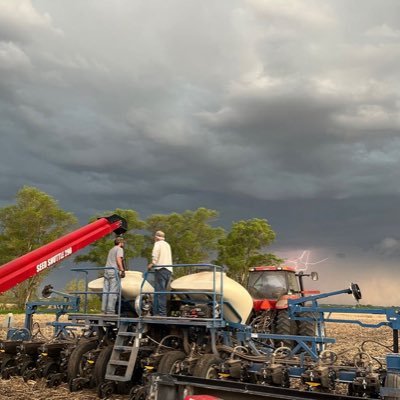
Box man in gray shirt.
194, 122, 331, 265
102, 236, 125, 314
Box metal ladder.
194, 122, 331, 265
105, 322, 141, 382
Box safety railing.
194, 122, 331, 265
70, 266, 122, 316
138, 264, 225, 325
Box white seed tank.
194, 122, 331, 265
88, 271, 154, 300
170, 271, 253, 324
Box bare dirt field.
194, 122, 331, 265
0, 313, 394, 400
325, 312, 392, 366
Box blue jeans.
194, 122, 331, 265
102, 268, 119, 314
154, 268, 171, 316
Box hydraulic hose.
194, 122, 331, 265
217, 344, 270, 362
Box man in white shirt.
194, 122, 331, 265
147, 230, 172, 316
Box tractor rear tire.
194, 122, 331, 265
157, 350, 186, 374
298, 311, 326, 350
67, 340, 98, 381
93, 344, 113, 386
384, 373, 400, 399
275, 309, 298, 348
192, 354, 221, 379
298, 312, 318, 336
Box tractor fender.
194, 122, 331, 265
275, 294, 300, 310
259, 299, 274, 310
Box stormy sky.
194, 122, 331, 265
1, 0, 400, 305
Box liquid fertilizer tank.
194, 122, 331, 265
88, 270, 252, 323
170, 271, 253, 323
88, 271, 154, 300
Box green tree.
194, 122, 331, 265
247, 253, 284, 268
0, 186, 77, 307
216, 218, 280, 284
144, 208, 225, 272
64, 279, 101, 312
75, 209, 145, 270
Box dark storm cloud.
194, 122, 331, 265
1, 1, 400, 302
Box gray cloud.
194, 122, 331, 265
1, 1, 400, 299
374, 237, 400, 257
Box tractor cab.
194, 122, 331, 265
247, 266, 318, 313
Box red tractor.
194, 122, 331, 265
246, 266, 319, 340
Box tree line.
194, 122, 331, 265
0, 186, 282, 308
